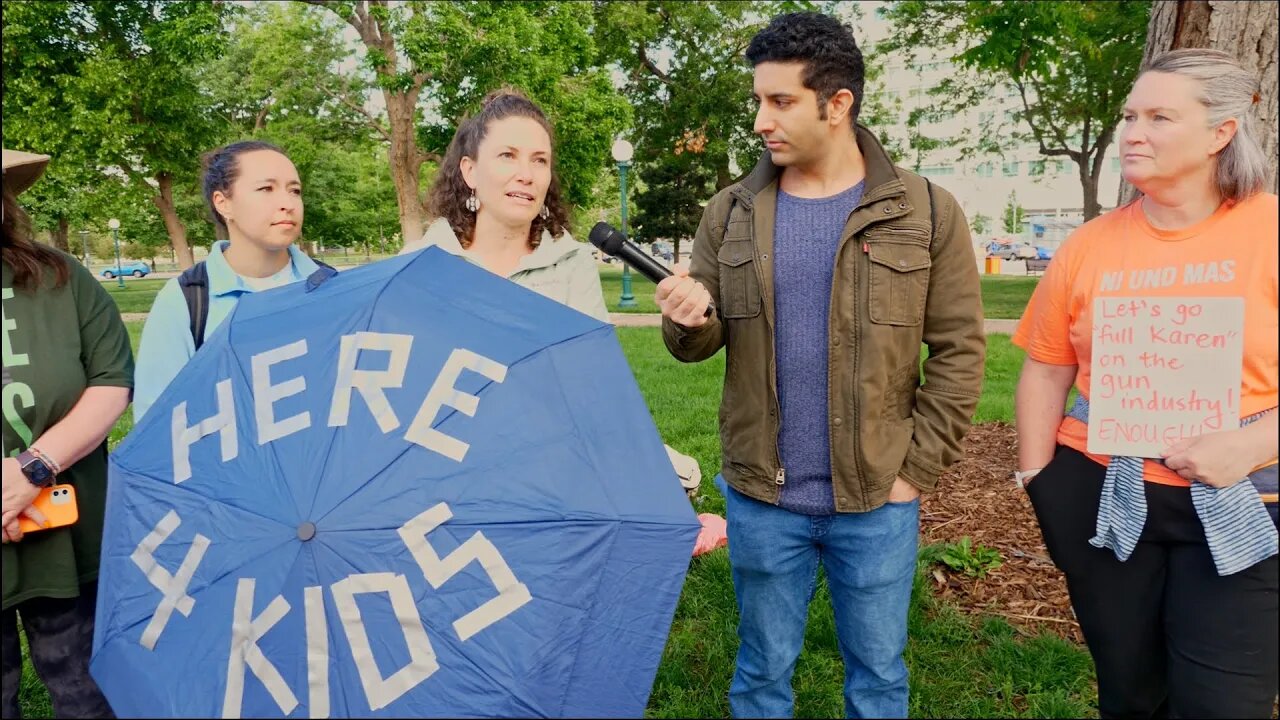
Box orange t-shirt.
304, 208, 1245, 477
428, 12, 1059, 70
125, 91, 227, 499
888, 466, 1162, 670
1013, 193, 1279, 486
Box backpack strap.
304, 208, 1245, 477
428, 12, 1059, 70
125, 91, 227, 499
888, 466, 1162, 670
925, 177, 937, 247
305, 258, 338, 293
177, 262, 211, 351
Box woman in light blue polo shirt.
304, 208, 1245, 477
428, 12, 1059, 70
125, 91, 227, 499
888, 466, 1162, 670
133, 141, 321, 421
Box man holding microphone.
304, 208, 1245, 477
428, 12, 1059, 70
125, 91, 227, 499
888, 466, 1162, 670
656, 12, 985, 718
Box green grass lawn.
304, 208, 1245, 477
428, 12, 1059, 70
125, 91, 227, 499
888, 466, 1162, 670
102, 267, 1037, 320
980, 276, 1040, 320
598, 264, 661, 313
19, 324, 1091, 719
102, 277, 168, 314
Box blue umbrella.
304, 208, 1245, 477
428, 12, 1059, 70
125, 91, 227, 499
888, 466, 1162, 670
91, 248, 700, 718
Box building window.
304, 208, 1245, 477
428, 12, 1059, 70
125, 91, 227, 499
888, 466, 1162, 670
919, 165, 955, 177
975, 162, 994, 178
1002, 161, 1020, 177
1029, 159, 1046, 176
1111, 157, 1121, 172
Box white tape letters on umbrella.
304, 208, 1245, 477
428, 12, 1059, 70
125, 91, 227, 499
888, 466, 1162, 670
222, 578, 299, 718
399, 502, 533, 641
330, 572, 440, 711
404, 348, 508, 462
131, 509, 211, 651
172, 379, 238, 484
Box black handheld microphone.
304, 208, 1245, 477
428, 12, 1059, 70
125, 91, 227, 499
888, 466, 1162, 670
588, 222, 715, 319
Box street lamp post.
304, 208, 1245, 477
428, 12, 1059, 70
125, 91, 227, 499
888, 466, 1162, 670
79, 229, 89, 266
611, 139, 637, 309
108, 218, 124, 288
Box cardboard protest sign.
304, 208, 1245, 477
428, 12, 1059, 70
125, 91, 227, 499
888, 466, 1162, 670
1088, 296, 1244, 458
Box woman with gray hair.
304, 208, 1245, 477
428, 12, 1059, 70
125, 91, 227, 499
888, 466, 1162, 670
1011, 49, 1277, 718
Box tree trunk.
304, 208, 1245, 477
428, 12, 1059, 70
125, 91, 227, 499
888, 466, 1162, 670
152, 171, 195, 269
50, 217, 70, 252
308, 1, 433, 248
1081, 173, 1102, 221
385, 91, 427, 245
1120, 0, 1279, 204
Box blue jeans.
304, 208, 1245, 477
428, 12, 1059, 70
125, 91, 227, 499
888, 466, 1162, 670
718, 476, 919, 718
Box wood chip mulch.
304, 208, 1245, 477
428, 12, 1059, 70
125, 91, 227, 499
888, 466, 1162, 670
920, 422, 1083, 644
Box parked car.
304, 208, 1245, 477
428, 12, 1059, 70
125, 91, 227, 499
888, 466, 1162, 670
101, 261, 151, 279
1034, 245, 1055, 260
989, 243, 1037, 261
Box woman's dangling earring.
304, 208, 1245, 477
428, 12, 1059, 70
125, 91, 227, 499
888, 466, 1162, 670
465, 189, 479, 213
538, 204, 549, 220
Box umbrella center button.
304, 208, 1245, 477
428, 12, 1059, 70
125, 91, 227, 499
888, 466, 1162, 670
297, 522, 317, 541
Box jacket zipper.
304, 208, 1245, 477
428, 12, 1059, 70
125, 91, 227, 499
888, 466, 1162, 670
742, 189, 786, 494
853, 240, 871, 506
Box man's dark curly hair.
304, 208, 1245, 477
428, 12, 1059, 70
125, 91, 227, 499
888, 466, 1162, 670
746, 12, 865, 128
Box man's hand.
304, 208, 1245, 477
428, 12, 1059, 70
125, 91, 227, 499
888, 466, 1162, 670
1162, 429, 1261, 489
656, 264, 712, 329
888, 476, 921, 504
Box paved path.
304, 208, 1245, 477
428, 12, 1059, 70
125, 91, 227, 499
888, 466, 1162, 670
119, 311, 1018, 336
612, 313, 1020, 335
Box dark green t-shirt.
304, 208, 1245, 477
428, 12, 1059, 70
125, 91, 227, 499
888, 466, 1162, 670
2, 251, 134, 610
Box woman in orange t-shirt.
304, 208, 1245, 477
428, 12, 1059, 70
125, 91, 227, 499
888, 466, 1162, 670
1013, 49, 1278, 718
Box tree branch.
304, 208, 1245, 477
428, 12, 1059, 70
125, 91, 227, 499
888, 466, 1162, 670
415, 149, 441, 167
302, 0, 364, 38
319, 84, 391, 143
254, 96, 273, 132
371, 0, 395, 49
1017, 79, 1081, 163
114, 157, 154, 196
636, 45, 672, 85
411, 72, 430, 96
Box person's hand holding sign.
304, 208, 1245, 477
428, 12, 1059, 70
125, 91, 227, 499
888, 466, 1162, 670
1162, 413, 1280, 488
656, 263, 712, 329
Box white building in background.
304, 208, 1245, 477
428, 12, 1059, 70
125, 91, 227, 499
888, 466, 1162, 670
846, 3, 1127, 248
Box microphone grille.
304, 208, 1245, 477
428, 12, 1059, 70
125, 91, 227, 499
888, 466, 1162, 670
588, 222, 624, 254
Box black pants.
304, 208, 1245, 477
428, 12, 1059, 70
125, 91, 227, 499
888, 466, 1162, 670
1027, 446, 1279, 719
1, 583, 114, 719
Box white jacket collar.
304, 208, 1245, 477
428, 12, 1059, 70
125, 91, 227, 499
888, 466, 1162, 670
417, 218, 584, 274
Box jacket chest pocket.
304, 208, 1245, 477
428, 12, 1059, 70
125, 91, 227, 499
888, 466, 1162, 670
867, 242, 931, 326
718, 239, 762, 319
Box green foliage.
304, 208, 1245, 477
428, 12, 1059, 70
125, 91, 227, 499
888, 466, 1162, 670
879, 0, 1151, 218
3, 0, 237, 260
922, 537, 1005, 579
595, 1, 785, 191
400, 1, 631, 207
632, 151, 716, 258
970, 212, 993, 235
202, 3, 370, 144
595, 1, 833, 262
1002, 191, 1026, 234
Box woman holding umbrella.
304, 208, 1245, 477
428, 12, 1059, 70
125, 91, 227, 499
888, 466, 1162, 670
2, 148, 133, 718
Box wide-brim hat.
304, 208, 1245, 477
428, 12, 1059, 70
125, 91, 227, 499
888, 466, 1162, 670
2, 148, 52, 196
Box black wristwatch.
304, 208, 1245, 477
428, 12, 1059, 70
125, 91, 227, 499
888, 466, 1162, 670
16, 449, 57, 488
